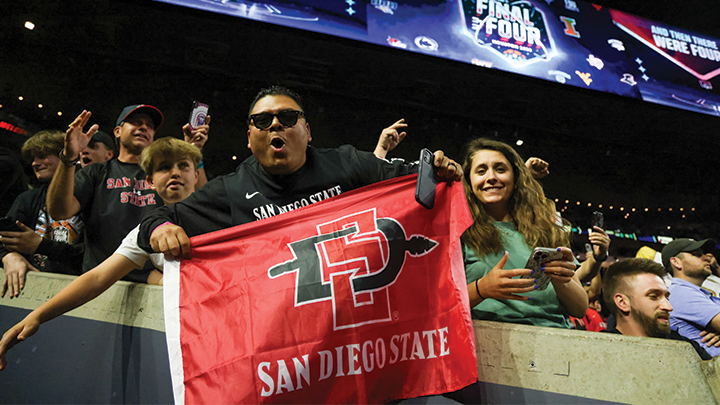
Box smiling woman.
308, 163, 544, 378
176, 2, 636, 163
460, 138, 588, 328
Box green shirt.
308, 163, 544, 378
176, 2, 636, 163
464, 221, 573, 329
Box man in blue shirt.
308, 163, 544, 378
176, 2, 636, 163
663, 238, 720, 357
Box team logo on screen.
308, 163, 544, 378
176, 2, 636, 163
387, 36, 407, 49
372, 0, 398, 14
587, 54, 604, 70
268, 209, 437, 330
415, 36, 439, 51
461, 0, 557, 67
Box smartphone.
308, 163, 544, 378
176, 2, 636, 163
521, 247, 564, 291
188, 101, 210, 130
591, 211, 604, 230
415, 148, 436, 209
0, 217, 20, 232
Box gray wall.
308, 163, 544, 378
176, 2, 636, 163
2, 271, 719, 404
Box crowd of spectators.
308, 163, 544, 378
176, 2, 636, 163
1, 86, 718, 396
561, 206, 718, 245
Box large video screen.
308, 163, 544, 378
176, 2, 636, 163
156, 0, 720, 117
372, 0, 639, 98
610, 9, 720, 116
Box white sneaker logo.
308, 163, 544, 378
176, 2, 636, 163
246, 191, 261, 199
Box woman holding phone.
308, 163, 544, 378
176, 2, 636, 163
461, 138, 589, 328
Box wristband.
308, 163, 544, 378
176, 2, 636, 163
475, 279, 484, 301
198, 161, 204, 169
58, 148, 80, 167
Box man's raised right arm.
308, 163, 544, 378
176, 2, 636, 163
47, 111, 98, 219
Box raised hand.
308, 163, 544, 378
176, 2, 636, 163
432, 150, 463, 182
373, 119, 407, 158
525, 157, 549, 179
183, 115, 211, 151
64, 110, 99, 160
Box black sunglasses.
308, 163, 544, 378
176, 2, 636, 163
249, 110, 304, 130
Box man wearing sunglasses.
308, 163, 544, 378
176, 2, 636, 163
137, 85, 463, 259
662, 238, 720, 357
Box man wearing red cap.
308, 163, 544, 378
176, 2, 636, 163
46, 105, 188, 282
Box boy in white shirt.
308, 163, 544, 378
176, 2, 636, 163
0, 137, 201, 370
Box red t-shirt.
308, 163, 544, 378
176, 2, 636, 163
570, 308, 607, 332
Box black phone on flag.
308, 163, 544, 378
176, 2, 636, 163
415, 148, 436, 209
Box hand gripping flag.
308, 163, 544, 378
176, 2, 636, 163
163, 175, 477, 404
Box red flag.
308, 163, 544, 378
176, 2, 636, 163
164, 175, 477, 404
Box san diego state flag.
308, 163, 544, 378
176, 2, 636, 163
163, 175, 477, 404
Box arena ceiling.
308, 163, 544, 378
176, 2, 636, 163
2, 0, 719, 240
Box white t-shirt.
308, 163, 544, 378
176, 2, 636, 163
702, 275, 720, 297
114, 225, 164, 270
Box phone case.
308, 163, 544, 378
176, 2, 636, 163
415, 148, 436, 209
521, 247, 564, 291
188, 101, 209, 130
591, 211, 604, 229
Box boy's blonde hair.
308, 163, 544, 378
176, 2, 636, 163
140, 137, 202, 177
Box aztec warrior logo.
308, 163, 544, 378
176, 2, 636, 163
268, 209, 438, 330
462, 0, 556, 67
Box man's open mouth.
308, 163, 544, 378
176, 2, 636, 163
271, 138, 285, 149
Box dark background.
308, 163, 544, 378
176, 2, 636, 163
2, 0, 719, 248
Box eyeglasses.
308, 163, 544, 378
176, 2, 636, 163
249, 110, 304, 130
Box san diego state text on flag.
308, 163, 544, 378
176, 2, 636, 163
163, 175, 477, 404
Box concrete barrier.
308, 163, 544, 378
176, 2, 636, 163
2, 271, 720, 404
0, 270, 171, 404
473, 320, 720, 404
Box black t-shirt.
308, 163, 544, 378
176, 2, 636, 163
138, 145, 418, 249
74, 159, 162, 282
603, 325, 712, 360
1, 185, 83, 275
